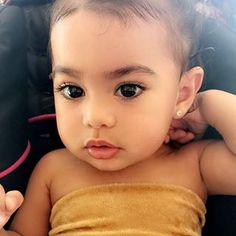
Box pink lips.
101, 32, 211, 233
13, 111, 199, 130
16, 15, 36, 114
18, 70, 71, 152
85, 140, 120, 160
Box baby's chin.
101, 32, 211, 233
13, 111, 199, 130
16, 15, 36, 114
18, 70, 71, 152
85, 159, 136, 173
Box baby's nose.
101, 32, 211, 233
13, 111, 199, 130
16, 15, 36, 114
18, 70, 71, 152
82, 99, 116, 129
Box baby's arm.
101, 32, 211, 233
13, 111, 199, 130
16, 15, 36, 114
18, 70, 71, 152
198, 90, 236, 195
199, 90, 236, 153
0, 154, 53, 236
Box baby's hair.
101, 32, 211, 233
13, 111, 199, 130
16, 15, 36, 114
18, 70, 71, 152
50, 0, 202, 72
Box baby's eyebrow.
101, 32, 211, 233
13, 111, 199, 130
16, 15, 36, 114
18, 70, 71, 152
50, 64, 157, 80
50, 66, 82, 80
106, 64, 157, 80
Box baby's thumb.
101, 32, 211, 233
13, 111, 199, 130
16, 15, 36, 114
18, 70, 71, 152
0, 191, 23, 228
5, 191, 24, 213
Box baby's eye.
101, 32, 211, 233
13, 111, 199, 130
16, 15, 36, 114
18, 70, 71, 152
59, 84, 85, 99
116, 83, 144, 99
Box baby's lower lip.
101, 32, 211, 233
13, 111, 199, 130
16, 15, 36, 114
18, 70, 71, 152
86, 146, 119, 159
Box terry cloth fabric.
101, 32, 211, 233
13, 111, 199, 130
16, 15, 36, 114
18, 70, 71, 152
49, 183, 206, 236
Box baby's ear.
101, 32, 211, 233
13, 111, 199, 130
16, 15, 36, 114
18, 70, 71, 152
173, 66, 204, 119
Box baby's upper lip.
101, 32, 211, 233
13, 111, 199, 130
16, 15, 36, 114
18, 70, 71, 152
85, 140, 118, 148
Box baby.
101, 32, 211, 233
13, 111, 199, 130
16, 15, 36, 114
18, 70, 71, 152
1, 0, 236, 235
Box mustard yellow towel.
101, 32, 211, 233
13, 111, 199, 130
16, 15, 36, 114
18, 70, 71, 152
49, 183, 206, 236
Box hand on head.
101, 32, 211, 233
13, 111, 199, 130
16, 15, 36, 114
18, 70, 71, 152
0, 185, 24, 229
165, 92, 208, 145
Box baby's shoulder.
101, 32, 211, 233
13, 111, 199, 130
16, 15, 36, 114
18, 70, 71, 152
35, 149, 92, 204
169, 140, 216, 182
176, 140, 215, 161
30, 148, 86, 186
36, 148, 85, 175
168, 141, 215, 200
36, 148, 73, 169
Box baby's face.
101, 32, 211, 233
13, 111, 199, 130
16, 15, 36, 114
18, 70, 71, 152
51, 10, 181, 171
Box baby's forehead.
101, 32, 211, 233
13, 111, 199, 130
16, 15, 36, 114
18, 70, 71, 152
52, 11, 178, 63
50, 0, 198, 71
51, 8, 183, 69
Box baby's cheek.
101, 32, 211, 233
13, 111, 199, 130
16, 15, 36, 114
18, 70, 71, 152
130, 128, 166, 153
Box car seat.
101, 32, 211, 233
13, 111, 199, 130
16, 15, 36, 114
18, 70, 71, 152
0, 0, 62, 195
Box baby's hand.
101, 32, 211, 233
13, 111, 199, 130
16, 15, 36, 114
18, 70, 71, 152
0, 185, 24, 228
165, 92, 208, 144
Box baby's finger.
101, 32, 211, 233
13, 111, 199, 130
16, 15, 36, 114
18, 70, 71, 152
0, 185, 6, 212
177, 132, 195, 144
169, 129, 187, 140
5, 191, 24, 213
0, 185, 7, 228
0, 191, 23, 228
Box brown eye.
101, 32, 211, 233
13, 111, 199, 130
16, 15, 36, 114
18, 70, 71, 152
116, 84, 144, 98
61, 85, 85, 99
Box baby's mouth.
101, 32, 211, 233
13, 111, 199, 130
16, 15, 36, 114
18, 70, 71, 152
85, 140, 120, 159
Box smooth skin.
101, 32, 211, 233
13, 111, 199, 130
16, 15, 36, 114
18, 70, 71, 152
0, 10, 236, 236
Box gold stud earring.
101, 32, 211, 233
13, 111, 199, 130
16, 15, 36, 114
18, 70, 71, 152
176, 110, 182, 118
